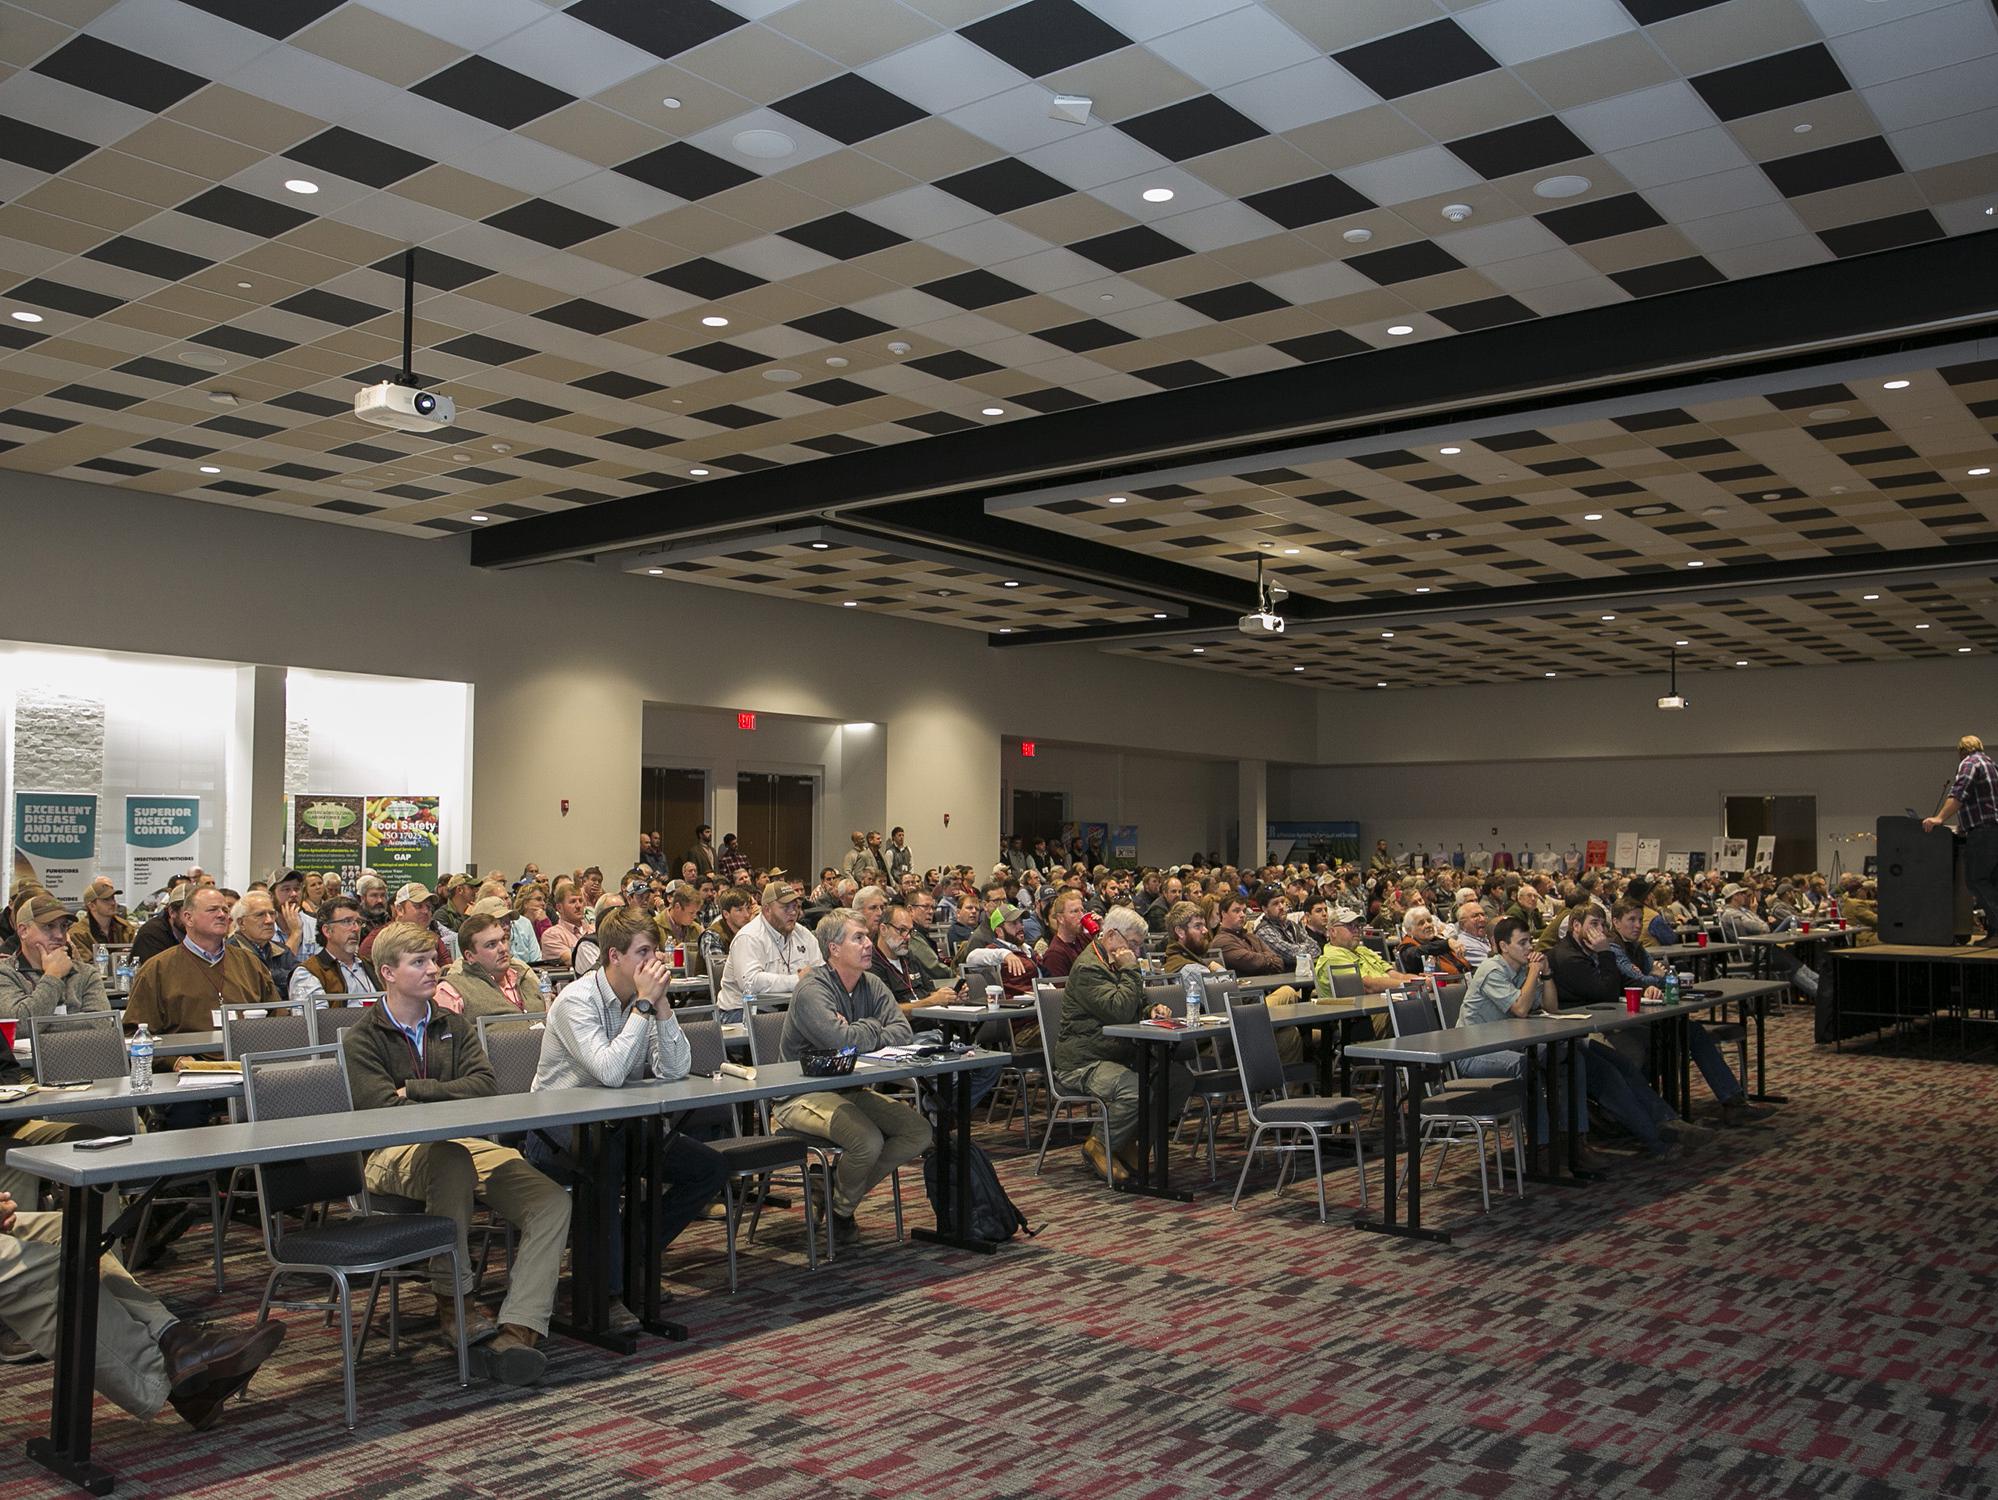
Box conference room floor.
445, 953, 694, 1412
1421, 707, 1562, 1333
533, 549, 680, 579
2, 1011, 1991, 1500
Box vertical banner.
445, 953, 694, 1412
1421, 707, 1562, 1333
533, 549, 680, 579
1710, 837, 1749, 873
292, 795, 366, 885
1585, 839, 1609, 870
124, 796, 199, 902
11, 792, 98, 901
1664, 850, 1690, 874
1752, 836, 1776, 873
1613, 832, 1639, 868
1109, 825, 1139, 869
365, 795, 440, 888
1636, 837, 1662, 869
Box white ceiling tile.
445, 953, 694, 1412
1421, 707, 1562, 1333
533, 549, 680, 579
923, 217, 1051, 264
1799, 0, 1969, 38
947, 85, 1093, 154
990, 246, 1111, 292
1604, 127, 1754, 189
1887, 107, 1998, 168
1478, 246, 1603, 291
1144, 7, 1321, 89
1829, 0, 1998, 87
1104, 299, 1210, 336
1047, 274, 1166, 313
1677, 200, 1812, 253
859, 31, 1027, 115
1153, 198, 1282, 250
1077, 0, 1254, 40
1455, 0, 1636, 66
1218, 56, 1378, 133
1339, 146, 1483, 205
1023, 128, 1174, 190
1857, 54, 1998, 131
227, 45, 404, 123
1257, 259, 1374, 302
853, 185, 990, 239
847, 286, 961, 326
1705, 234, 1835, 279
506, 249, 630, 296
1434, 215, 1567, 266
0, 69, 152, 146
711, 234, 837, 282
485, 13, 662, 96
541, 170, 687, 227
686, 108, 846, 176
452, 135, 598, 195
341, 92, 504, 162
1099, 165, 1231, 218
353, 0, 549, 50
88, 0, 276, 78
1563, 82, 1717, 153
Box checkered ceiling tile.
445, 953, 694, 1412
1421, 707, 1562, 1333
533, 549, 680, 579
995, 355, 1998, 604
1111, 574, 1998, 690
0, 0, 1992, 538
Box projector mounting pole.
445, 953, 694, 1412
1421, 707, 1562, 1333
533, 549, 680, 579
400, 249, 416, 386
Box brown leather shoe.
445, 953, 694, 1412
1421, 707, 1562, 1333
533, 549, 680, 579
162, 1320, 286, 1430
1082, 1137, 1128, 1186
606, 1299, 642, 1337
477, 1324, 547, 1387
436, 1297, 498, 1349
1113, 1139, 1145, 1177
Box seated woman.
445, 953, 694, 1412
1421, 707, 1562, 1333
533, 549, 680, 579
1394, 906, 1469, 978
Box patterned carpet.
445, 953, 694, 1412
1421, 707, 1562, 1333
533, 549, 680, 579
2, 1011, 1995, 1500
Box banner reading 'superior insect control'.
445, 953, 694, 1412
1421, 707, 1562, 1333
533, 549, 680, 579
11, 792, 97, 901
125, 796, 199, 902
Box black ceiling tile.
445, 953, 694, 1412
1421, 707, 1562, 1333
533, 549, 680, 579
135, 437, 215, 458
1273, 330, 1368, 363
707, 453, 780, 474
1765, 382, 1854, 409
1447, 116, 1590, 179
1528, 457, 1604, 476
1012, 387, 1096, 413
413, 55, 572, 129
518, 447, 590, 468
34, 35, 205, 112
78, 456, 154, 477
918, 268, 1033, 309
265, 392, 346, 417
445, 466, 510, 484
1806, 417, 1888, 440
1609, 256, 1725, 297
773, 73, 926, 144
550, 487, 619, 503
485, 397, 570, 423
899, 412, 980, 435
0, 409, 75, 433
1335, 19, 1498, 99
1035, 318, 1137, 352
1777, 130, 1915, 199
204, 479, 273, 497
378, 483, 445, 500
1241, 172, 1374, 229
0, 326, 41, 354
533, 297, 643, 335
571, 370, 665, 399
909, 350, 1002, 378
0, 117, 94, 173
603, 427, 672, 449
649, 257, 765, 299
48, 384, 141, 411
262, 461, 337, 481
1346, 240, 1463, 284
1410, 473, 1476, 492
781, 211, 907, 260
615, 141, 756, 199
1817, 209, 1942, 258
1536, 191, 1667, 244
799, 434, 874, 455
328, 439, 403, 460
483, 199, 615, 249
1352, 449, 1420, 469
675, 341, 765, 374
1611, 408, 1694, 431
1576, 480, 1643, 497
1117, 95, 1266, 161
7, 278, 122, 317
794, 377, 882, 406
960, 0, 1130, 76
286, 125, 429, 189
315, 498, 381, 516
788, 307, 894, 343
567, 0, 746, 57
181, 0, 343, 37
1690, 44, 1849, 122
418, 518, 475, 533
83, 235, 211, 282
195, 325, 296, 359
478, 503, 547, 520
176, 185, 314, 238
113, 356, 204, 387
1133, 360, 1223, 389
1480, 431, 1553, 451
1459, 495, 1526, 512
1136, 483, 1196, 499
276, 288, 388, 326
1181, 281, 1289, 321
1070, 224, 1191, 272
1620, 0, 1732, 20
1939, 358, 1998, 385
369, 250, 491, 291
690, 404, 774, 429
436, 333, 536, 365
1431, 294, 1534, 331
938, 158, 1069, 214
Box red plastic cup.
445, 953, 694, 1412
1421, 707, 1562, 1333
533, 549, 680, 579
1800, 921, 1811, 934
1696, 931, 1709, 948
672, 943, 685, 969
1838, 919, 1848, 931
1625, 987, 1641, 1014
0, 1020, 15, 1050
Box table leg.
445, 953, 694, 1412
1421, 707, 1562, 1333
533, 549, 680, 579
548, 1120, 638, 1356
913, 1065, 999, 1252
1315, 1019, 1335, 1097
631, 1117, 688, 1342
1352, 1062, 1448, 1243
27, 1184, 112, 1495
1750, 988, 1787, 1104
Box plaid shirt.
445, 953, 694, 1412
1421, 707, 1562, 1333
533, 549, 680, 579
1951, 751, 1998, 830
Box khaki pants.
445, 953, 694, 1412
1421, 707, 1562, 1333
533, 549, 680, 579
1258, 985, 1306, 1064
0, 1120, 104, 1210
772, 1089, 930, 1218
363, 1138, 570, 1336
0, 1211, 174, 1418
1056, 1059, 1196, 1153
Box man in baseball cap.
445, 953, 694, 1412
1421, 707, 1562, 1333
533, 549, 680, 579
1315, 906, 1407, 1034
961, 900, 1040, 1000
68, 876, 134, 962
715, 880, 818, 1021
359, 883, 457, 968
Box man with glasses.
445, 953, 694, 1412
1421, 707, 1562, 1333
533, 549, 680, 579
716, 880, 820, 1022
0, 891, 115, 1205
903, 891, 954, 988
228, 891, 300, 997
290, 896, 377, 1004
871, 905, 958, 1015
66, 877, 133, 962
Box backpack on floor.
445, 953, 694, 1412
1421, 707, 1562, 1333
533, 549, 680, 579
924, 1140, 1036, 1245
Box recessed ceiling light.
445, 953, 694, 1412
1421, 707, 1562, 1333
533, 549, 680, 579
491, 443, 510, 454
701, 315, 729, 327
825, 356, 848, 368
1882, 379, 1910, 389
469, 514, 489, 523
1675, 640, 1689, 647
451, 452, 471, 461
1793, 122, 1813, 134
981, 406, 1004, 416
842, 601, 858, 608
732, 128, 796, 159
1439, 445, 1461, 455
1544, 671, 1557, 678
1293, 666, 1305, 672
1192, 647, 1205, 654
1376, 681, 1387, 688
1002, 580, 1020, 588
1601, 614, 1617, 622
1279, 547, 1299, 555
662, 97, 682, 109
1100, 293, 1115, 301
689, 468, 709, 476
998, 627, 1013, 634
1631, 504, 1669, 516
283, 178, 319, 195
1863, 593, 1880, 600
1583, 512, 1603, 521
1106, 495, 1127, 504
1686, 560, 1705, 567
1534, 174, 1591, 199
198, 465, 221, 474
809, 541, 830, 550
1385, 324, 1414, 336
1342, 227, 1373, 244
763, 368, 801, 382
1703, 505, 1727, 516
9, 310, 43, 323
176, 350, 229, 367
1380, 631, 1394, 639
235, 281, 252, 289
1916, 623, 1930, 629
1152, 612, 1167, 619
1959, 647, 1973, 653
646, 568, 663, 575
1735, 660, 1749, 667
1761, 492, 1780, 500
1414, 586, 1431, 593
1141, 186, 1174, 203
1970, 467, 1991, 476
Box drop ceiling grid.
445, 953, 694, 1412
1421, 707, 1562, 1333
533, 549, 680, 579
0, 0, 1985, 536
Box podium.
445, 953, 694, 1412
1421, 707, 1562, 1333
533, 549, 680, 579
1876, 815, 1972, 947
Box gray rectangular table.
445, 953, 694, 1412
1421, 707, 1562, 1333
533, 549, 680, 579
0, 1076, 242, 1123
1649, 941, 1742, 979
16, 1030, 225, 1065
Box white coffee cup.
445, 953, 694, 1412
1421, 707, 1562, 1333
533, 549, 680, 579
985, 984, 1003, 1011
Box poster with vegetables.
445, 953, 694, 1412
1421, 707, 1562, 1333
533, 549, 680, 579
365, 795, 440, 888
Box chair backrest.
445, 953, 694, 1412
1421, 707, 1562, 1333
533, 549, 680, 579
667, 974, 714, 1009
241, 1045, 362, 1221
473, 1011, 546, 1096
745, 1008, 789, 1068
308, 999, 377, 1045
1321, 961, 1365, 999
28, 1012, 137, 1134
673, 1003, 716, 1025
1385, 994, 1441, 1042
682, 1017, 724, 1075
1032, 983, 1074, 1091
1436, 980, 1468, 1028
223, 1001, 313, 1061
1226, 999, 1286, 1099
1144, 982, 1185, 1018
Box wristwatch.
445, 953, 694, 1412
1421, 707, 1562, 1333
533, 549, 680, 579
634, 999, 657, 1017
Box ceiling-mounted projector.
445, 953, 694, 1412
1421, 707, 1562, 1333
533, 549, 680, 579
1239, 563, 1288, 636
355, 379, 453, 433
1656, 692, 1688, 710
1239, 610, 1286, 636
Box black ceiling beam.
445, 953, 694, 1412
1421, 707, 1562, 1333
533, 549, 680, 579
471, 231, 1998, 570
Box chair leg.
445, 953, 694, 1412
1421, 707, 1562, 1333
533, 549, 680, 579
387, 1273, 401, 1359
448, 1257, 470, 1390
1430, 1132, 1453, 1188
1310, 1131, 1328, 1223
723, 1181, 741, 1294
1473, 1122, 1491, 1213
890, 1169, 904, 1242
1031, 1104, 1058, 1177
1230, 1125, 1265, 1210
354, 1271, 384, 1366
745, 1171, 768, 1245
207, 1180, 226, 1294
334, 1270, 358, 1432
1352, 1133, 1369, 1212
800, 1169, 817, 1273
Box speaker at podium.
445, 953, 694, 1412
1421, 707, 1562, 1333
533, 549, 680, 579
1876, 815, 1972, 947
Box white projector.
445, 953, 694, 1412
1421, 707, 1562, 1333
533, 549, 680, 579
354, 379, 453, 433
1238, 611, 1286, 636
1656, 693, 1689, 710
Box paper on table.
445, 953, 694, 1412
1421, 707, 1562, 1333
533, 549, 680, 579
863, 1045, 927, 1060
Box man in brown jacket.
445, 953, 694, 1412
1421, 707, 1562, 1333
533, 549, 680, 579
124, 886, 277, 1041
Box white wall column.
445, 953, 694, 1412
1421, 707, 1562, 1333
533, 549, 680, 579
1237, 758, 1267, 868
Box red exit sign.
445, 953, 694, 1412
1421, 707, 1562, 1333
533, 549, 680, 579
1020, 740, 1036, 757
736, 711, 757, 731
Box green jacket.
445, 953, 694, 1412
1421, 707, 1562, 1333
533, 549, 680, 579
907, 930, 953, 989
340, 1002, 495, 1110
0, 955, 111, 1020
1054, 945, 1149, 1073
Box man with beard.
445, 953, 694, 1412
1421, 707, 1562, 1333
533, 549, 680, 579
870, 905, 957, 1016
1038, 890, 1091, 978
716, 881, 820, 1021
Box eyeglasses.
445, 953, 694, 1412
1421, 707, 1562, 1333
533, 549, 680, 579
887, 924, 914, 937
322, 916, 361, 928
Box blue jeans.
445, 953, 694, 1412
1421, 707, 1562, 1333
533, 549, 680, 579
1456, 1043, 1587, 1142
1688, 1022, 1744, 1103
1584, 1041, 1677, 1150
523, 1123, 723, 1297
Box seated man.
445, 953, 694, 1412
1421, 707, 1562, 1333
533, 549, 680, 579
1315, 907, 1409, 1035
1144, 877, 1184, 935
960, 901, 1041, 999
126, 884, 278, 1041
434, 912, 538, 1018
1210, 894, 1300, 987
228, 891, 299, 998
654, 884, 704, 972
1159, 900, 1219, 976
717, 881, 820, 1022
776, 910, 932, 1246
1053, 906, 1193, 1185
0, 1189, 284, 1429
0, 892, 113, 1206
902, 890, 955, 989
1036, 889, 1091, 979
535, 881, 588, 968
871, 905, 958, 1016
1395, 906, 1469, 978
289, 896, 377, 1005
359, 885, 457, 968
127, 883, 190, 967
696, 888, 757, 988
66, 876, 134, 961
529, 912, 723, 1323
1453, 899, 1493, 964
342, 923, 570, 1385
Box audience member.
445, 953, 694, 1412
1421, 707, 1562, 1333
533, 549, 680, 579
289, 896, 377, 1004
67, 876, 134, 961
717, 881, 820, 1021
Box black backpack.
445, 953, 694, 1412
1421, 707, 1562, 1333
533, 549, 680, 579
924, 1140, 1036, 1245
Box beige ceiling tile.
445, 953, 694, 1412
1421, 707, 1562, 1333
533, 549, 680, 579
1512, 31, 1675, 111
590, 63, 751, 135
519, 102, 668, 167
11, 0, 116, 24
767, 0, 940, 65
1571, 225, 1699, 272
165, 86, 320, 154
391, 165, 526, 221
62, 150, 206, 209
309, 328, 401, 360
573, 227, 673, 276
773, 149, 912, 209
1302, 288, 1415, 326
228, 241, 354, 287
0, 7, 68, 65
16, 179, 154, 232
1043, 46, 1203, 122
1231, 308, 1318, 346
784, 261, 898, 306
1915, 153, 1998, 204
976, 295, 1071, 333
15, 425, 131, 469
596, 319, 699, 355
283, 218, 405, 268
1209, 231, 1346, 278
1648, 0, 1818, 77
1266, 0, 1438, 51
1390, 268, 1506, 310
1394, 70, 1544, 142
100, 302, 208, 339
702, 176, 828, 233
111, 119, 262, 180
290, 6, 464, 87
1123, 257, 1233, 298
1788, 176, 1927, 230
0, 203, 110, 253
1160, 324, 1254, 360
1728, 93, 1880, 159
28, 336, 122, 369
1283, 106, 1429, 172
857, 239, 970, 285
445, 275, 546, 316
677, 25, 840, 100
709, 280, 830, 323
633, 203, 759, 255
862, 117, 1001, 180
1189, 136, 1326, 196
1005, 192, 1130, 241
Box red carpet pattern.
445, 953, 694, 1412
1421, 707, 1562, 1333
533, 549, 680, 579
1, 1013, 1994, 1500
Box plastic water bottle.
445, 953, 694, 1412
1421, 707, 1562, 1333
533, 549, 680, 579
115, 952, 133, 987
537, 971, 554, 1001
128, 1024, 154, 1093
1294, 947, 1310, 981
1663, 971, 1680, 1006
1182, 968, 1204, 1022
93, 944, 110, 981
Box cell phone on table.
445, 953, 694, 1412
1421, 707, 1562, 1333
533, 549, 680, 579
75, 1135, 134, 1151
